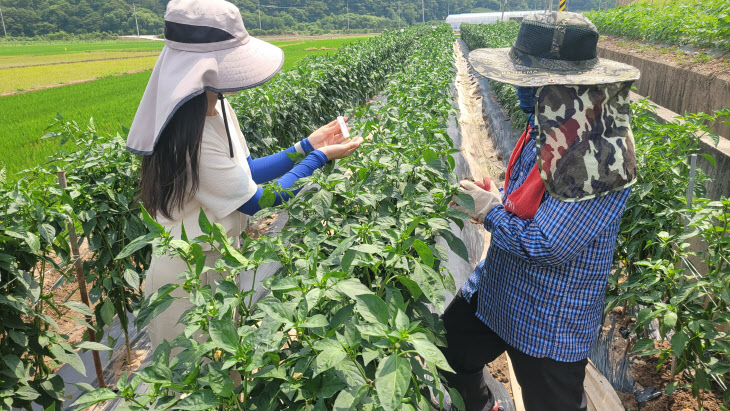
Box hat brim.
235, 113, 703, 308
468, 47, 640, 87
206, 36, 285, 92
126, 36, 284, 155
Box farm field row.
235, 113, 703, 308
1, 55, 159, 94
0, 50, 160, 69
585, 0, 730, 51
0, 39, 165, 56
0, 36, 370, 177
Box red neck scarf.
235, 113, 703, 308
503, 125, 546, 220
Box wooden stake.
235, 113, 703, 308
57, 170, 106, 388
585, 360, 624, 410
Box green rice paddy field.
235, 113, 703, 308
0, 36, 370, 177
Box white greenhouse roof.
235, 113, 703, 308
446, 11, 542, 29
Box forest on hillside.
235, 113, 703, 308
0, 0, 615, 38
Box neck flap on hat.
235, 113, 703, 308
534, 81, 637, 202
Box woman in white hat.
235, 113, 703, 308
127, 0, 362, 348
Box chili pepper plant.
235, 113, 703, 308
73, 25, 473, 411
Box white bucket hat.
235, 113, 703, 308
126, 0, 284, 156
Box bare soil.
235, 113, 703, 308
601, 308, 724, 410
245, 214, 280, 239
108, 348, 146, 388
487, 354, 514, 397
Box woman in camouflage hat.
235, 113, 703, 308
446, 11, 639, 411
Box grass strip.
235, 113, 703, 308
0, 71, 152, 176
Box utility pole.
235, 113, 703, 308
422, 0, 425, 23
132, 0, 140, 36
0, 1, 7, 38
257, 0, 262, 30
398, 1, 401, 28
501, 0, 506, 21
346, 0, 349, 32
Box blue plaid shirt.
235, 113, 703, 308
462, 136, 631, 362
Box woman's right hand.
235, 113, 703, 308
319, 137, 363, 160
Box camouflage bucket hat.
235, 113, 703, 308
468, 12, 640, 87
535, 81, 637, 201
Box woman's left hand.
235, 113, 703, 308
308, 117, 349, 149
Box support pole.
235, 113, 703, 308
672, 153, 698, 376
422, 0, 425, 23
133, 1, 140, 37
258, 0, 262, 30
57, 171, 106, 389
0, 2, 7, 38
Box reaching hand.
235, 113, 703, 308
453, 179, 502, 224
308, 117, 349, 150
319, 137, 363, 161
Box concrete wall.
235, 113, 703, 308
597, 46, 730, 139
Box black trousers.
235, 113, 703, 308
441, 290, 588, 411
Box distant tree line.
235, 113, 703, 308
0, 0, 611, 38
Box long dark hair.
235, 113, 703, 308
139, 92, 208, 220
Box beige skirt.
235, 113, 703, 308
145, 251, 226, 349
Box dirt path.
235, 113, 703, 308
452, 40, 505, 189
452, 37, 517, 402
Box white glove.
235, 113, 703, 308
453, 179, 502, 224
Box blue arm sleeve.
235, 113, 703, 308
247, 138, 315, 184
238, 149, 328, 215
